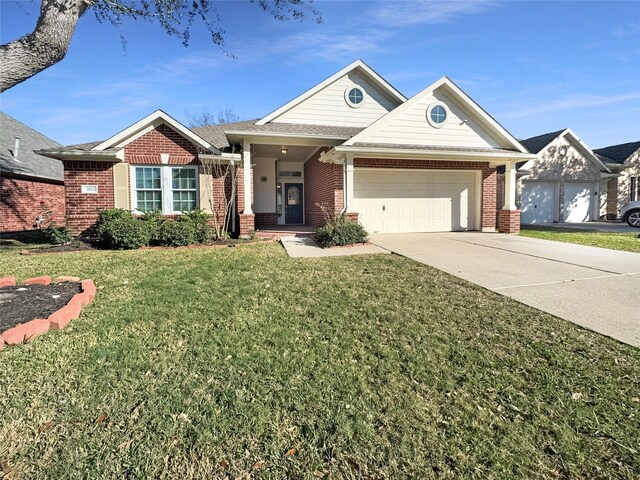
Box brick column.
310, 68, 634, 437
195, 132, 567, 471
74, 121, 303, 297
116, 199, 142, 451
239, 213, 255, 237
498, 209, 521, 234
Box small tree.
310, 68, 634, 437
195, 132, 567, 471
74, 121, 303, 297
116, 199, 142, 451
199, 145, 241, 239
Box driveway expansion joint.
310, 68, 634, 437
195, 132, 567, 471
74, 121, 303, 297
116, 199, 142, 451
443, 235, 622, 275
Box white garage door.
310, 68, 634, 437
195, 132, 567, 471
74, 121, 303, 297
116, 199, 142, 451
352, 169, 476, 233
521, 182, 555, 224
563, 182, 593, 222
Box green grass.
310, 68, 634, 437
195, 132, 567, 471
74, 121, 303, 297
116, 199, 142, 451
1, 244, 638, 479
520, 226, 640, 253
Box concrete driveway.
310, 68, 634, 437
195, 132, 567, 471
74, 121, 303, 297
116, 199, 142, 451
371, 232, 640, 347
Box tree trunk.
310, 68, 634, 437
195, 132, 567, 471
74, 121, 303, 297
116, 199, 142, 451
0, 0, 91, 92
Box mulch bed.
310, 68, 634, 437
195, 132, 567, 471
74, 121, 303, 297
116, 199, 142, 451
0, 282, 82, 333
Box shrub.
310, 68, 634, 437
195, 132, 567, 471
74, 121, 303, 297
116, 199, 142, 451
140, 210, 167, 245
36, 205, 72, 244
178, 209, 212, 243
43, 225, 72, 245
157, 221, 197, 246
98, 217, 150, 249
314, 207, 368, 248
96, 208, 133, 227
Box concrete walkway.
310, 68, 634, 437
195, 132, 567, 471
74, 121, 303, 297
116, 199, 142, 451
371, 232, 640, 347
281, 236, 388, 258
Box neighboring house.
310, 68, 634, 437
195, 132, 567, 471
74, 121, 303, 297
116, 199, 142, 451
594, 141, 640, 219
497, 129, 610, 224
37, 59, 534, 237
0, 112, 65, 233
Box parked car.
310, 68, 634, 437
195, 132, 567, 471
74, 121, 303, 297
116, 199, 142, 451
620, 200, 640, 227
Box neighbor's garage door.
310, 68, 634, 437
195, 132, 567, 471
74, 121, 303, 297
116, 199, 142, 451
563, 182, 593, 222
521, 182, 555, 224
352, 169, 476, 233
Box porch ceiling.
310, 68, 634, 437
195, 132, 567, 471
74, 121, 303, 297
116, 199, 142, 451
252, 144, 319, 162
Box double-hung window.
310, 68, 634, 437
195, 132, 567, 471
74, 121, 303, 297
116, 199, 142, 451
132, 166, 198, 214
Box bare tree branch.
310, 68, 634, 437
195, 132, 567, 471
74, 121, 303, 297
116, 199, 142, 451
1, 0, 322, 93
0, 0, 91, 92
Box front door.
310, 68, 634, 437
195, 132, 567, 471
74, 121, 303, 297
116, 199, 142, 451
285, 183, 303, 224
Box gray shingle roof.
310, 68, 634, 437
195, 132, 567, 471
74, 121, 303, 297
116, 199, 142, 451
519, 129, 565, 154
593, 141, 640, 165
0, 112, 63, 182
193, 121, 363, 149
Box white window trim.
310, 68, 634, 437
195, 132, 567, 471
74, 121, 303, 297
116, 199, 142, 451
130, 165, 199, 215
426, 101, 449, 129
344, 86, 366, 109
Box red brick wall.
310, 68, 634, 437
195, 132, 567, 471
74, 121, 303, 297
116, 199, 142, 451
498, 209, 520, 234
354, 158, 497, 231
124, 124, 199, 164
255, 213, 279, 228
63, 161, 115, 236
0, 175, 65, 232
304, 148, 343, 227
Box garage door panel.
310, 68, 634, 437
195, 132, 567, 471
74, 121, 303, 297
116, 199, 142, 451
353, 169, 476, 233
564, 183, 592, 222
521, 182, 555, 224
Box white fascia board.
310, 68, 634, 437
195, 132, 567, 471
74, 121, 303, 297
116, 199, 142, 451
93, 109, 216, 152
323, 145, 535, 164
34, 149, 121, 161
225, 130, 349, 147
199, 153, 241, 164
344, 76, 528, 153
562, 129, 611, 173
255, 59, 407, 125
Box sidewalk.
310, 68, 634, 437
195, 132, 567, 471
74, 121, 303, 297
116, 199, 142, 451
281, 236, 389, 258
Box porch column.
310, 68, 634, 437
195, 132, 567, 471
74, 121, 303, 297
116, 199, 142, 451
499, 161, 520, 234
242, 140, 253, 214
344, 155, 354, 211
503, 161, 516, 210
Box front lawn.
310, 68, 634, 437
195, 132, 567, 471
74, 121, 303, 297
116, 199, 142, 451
1, 244, 638, 479
520, 225, 640, 253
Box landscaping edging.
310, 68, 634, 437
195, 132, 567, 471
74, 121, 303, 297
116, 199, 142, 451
0, 276, 96, 350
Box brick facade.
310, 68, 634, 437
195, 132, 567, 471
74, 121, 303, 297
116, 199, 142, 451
0, 175, 65, 233
238, 213, 255, 237
63, 161, 115, 236
61, 124, 243, 236
124, 124, 199, 164
354, 158, 497, 231
304, 148, 344, 227
255, 213, 279, 228
498, 209, 521, 234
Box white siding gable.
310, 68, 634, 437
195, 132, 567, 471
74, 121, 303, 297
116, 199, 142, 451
272, 71, 399, 128
349, 88, 504, 149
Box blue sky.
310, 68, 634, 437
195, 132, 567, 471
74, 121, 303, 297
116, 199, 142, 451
1, 0, 639, 148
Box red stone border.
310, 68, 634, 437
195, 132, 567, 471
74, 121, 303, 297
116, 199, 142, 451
0, 276, 96, 350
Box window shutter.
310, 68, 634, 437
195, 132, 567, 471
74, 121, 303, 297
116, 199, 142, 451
113, 162, 130, 209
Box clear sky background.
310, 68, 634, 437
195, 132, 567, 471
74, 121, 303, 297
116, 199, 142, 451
1, 0, 639, 148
